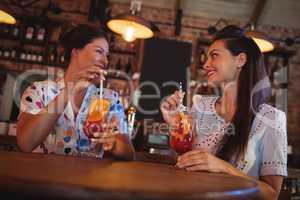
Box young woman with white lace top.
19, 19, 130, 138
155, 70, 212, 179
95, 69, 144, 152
161, 25, 287, 200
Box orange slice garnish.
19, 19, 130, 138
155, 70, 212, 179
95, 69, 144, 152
87, 99, 111, 122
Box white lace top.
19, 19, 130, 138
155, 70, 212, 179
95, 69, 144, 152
191, 95, 287, 178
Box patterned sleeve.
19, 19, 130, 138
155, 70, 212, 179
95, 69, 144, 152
20, 82, 44, 115
109, 91, 128, 134
260, 108, 287, 177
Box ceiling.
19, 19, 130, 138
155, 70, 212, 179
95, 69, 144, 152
111, 0, 300, 30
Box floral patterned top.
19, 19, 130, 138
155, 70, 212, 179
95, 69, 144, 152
191, 95, 287, 178
20, 79, 128, 158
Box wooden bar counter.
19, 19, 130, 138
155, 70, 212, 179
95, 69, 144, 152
0, 151, 259, 200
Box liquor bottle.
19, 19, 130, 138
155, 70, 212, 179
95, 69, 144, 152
3, 48, 10, 58
26, 51, 32, 61
127, 106, 136, 139
37, 51, 43, 63
36, 26, 46, 42
49, 47, 57, 64
116, 58, 122, 70
0, 47, 3, 57
59, 53, 66, 65
25, 24, 35, 40
115, 58, 122, 77
32, 51, 37, 62
10, 48, 17, 59
125, 58, 132, 74
11, 25, 20, 38
199, 51, 206, 64
20, 50, 26, 60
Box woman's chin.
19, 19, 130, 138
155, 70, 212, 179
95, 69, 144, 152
207, 78, 220, 87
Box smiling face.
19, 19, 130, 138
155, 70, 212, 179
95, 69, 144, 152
72, 37, 109, 71
203, 40, 244, 86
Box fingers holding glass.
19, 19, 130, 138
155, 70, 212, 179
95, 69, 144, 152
91, 126, 118, 152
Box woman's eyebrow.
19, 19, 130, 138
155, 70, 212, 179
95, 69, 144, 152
207, 49, 220, 56
95, 45, 109, 53
209, 49, 220, 54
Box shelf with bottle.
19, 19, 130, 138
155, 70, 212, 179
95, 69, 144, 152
0, 16, 67, 69
46, 44, 67, 67
109, 55, 135, 74
0, 19, 49, 46
0, 44, 67, 69
0, 23, 21, 41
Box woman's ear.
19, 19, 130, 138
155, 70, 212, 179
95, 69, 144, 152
236, 52, 247, 69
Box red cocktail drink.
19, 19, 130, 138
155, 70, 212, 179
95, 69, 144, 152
170, 111, 194, 154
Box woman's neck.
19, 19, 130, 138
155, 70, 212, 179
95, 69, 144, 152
64, 62, 77, 84
217, 82, 238, 122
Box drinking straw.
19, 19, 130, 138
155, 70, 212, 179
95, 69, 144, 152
179, 82, 186, 112
99, 80, 103, 100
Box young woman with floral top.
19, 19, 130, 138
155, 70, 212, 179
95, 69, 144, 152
17, 25, 135, 160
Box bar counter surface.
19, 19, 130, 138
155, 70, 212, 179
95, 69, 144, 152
0, 151, 259, 200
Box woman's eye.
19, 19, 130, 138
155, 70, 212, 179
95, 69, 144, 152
96, 49, 104, 54
211, 53, 218, 58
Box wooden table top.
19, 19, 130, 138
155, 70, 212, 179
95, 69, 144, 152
0, 151, 259, 200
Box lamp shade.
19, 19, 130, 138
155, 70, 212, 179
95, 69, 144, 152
0, 10, 16, 24
245, 30, 274, 53
107, 14, 153, 42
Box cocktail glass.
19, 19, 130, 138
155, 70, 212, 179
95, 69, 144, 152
83, 97, 111, 157
169, 110, 194, 155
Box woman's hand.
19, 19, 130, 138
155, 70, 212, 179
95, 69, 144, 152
176, 149, 235, 174
91, 124, 135, 160
92, 131, 118, 151
90, 116, 119, 152
177, 149, 283, 199
65, 66, 107, 92
160, 90, 185, 125
64, 66, 107, 113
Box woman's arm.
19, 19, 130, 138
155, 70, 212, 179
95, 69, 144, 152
176, 149, 283, 200
107, 134, 135, 160
226, 163, 283, 200
17, 87, 69, 152
92, 132, 135, 161
17, 66, 107, 152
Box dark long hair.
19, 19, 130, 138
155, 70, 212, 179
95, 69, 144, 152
213, 25, 271, 163
59, 24, 108, 62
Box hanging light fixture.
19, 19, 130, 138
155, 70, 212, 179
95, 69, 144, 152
107, 1, 153, 42
0, 10, 16, 24
245, 24, 274, 53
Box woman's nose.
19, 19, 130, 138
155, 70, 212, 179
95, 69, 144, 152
203, 59, 210, 70
101, 55, 109, 68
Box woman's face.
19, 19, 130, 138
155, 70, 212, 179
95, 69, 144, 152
72, 37, 109, 71
203, 40, 243, 86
